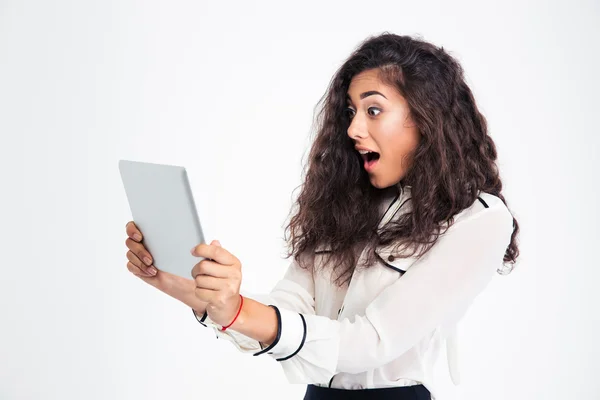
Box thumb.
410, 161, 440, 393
210, 239, 222, 247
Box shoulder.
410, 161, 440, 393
445, 191, 514, 242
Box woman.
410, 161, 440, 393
124, 32, 520, 400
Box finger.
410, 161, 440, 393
125, 221, 143, 242
127, 250, 157, 276
191, 259, 236, 280
190, 243, 235, 265
193, 274, 225, 291
125, 238, 155, 269
127, 260, 154, 278
127, 251, 157, 276
206, 240, 220, 262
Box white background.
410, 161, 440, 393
1, 0, 598, 399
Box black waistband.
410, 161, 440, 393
304, 384, 431, 400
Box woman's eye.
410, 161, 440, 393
368, 107, 381, 116
344, 107, 380, 119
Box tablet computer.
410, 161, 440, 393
118, 159, 206, 279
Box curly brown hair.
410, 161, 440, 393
284, 32, 520, 287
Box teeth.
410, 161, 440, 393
358, 150, 373, 155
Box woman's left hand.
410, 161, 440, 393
190, 240, 243, 327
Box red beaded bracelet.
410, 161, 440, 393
221, 294, 244, 331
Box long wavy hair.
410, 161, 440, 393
284, 32, 520, 287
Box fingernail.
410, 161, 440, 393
148, 267, 157, 275
190, 247, 195, 255
143, 257, 152, 266
133, 233, 142, 241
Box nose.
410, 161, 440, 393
347, 113, 368, 140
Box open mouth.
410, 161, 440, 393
361, 151, 380, 171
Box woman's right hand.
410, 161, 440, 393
125, 221, 209, 314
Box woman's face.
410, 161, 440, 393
346, 68, 420, 189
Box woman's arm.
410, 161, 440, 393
229, 297, 279, 346
193, 251, 316, 353
215, 200, 514, 384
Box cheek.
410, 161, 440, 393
403, 127, 421, 154
380, 124, 419, 165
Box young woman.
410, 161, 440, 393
124, 33, 520, 400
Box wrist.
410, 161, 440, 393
229, 295, 247, 330
221, 294, 244, 331
186, 279, 209, 314
227, 296, 278, 346
192, 304, 208, 316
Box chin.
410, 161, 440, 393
368, 174, 403, 190
368, 176, 388, 189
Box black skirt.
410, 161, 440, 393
304, 384, 431, 400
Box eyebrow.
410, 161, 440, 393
346, 90, 388, 103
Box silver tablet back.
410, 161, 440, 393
119, 160, 205, 279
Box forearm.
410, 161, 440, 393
228, 296, 279, 347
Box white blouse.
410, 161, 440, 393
194, 183, 514, 399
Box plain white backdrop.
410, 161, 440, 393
1, 0, 598, 399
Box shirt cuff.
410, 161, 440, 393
253, 305, 307, 361
193, 307, 265, 353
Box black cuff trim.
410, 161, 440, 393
253, 305, 282, 356
276, 313, 307, 362
192, 308, 208, 327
